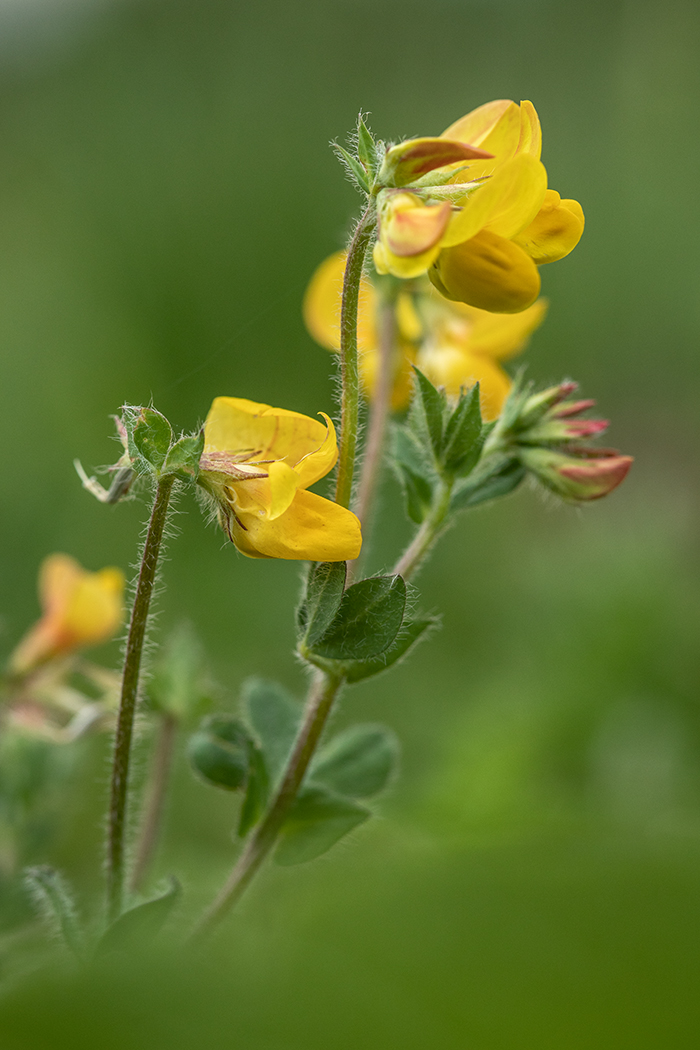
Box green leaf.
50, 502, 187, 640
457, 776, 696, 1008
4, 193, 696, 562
147, 622, 211, 723
24, 866, 83, 958
274, 786, 370, 866
334, 144, 370, 193
243, 678, 301, 784
357, 116, 379, 177
450, 456, 525, 511
187, 715, 252, 791
411, 368, 446, 460
297, 561, 347, 646
132, 407, 173, 471
237, 745, 269, 837
442, 385, 484, 477
395, 462, 434, 524
98, 878, 181, 955
344, 617, 437, 683
308, 575, 407, 662
310, 724, 399, 799
163, 431, 204, 479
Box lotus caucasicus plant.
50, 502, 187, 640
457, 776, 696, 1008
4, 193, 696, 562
4, 98, 630, 961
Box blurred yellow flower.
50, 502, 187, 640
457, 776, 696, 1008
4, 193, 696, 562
303, 251, 546, 420
373, 100, 584, 313
200, 397, 362, 561
10, 554, 125, 675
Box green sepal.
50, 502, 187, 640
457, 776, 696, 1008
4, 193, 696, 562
310, 724, 399, 799
187, 715, 254, 791
305, 575, 407, 663
147, 623, 212, 724
162, 431, 204, 480
410, 368, 447, 462
334, 144, 370, 194
357, 115, 379, 179
450, 455, 525, 511
344, 616, 437, 683
274, 785, 370, 866
24, 866, 84, 959
396, 462, 434, 524
237, 745, 269, 838
132, 407, 173, 472
391, 424, 436, 524
441, 384, 484, 478
297, 561, 347, 647
243, 678, 301, 785
97, 878, 181, 955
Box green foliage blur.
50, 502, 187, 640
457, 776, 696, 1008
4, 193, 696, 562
1, 0, 699, 1045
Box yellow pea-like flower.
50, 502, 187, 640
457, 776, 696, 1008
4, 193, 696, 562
10, 554, 125, 675
303, 252, 547, 420
199, 397, 362, 561
374, 100, 584, 313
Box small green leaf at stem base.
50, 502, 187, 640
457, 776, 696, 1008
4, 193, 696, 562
163, 432, 204, 479
411, 368, 447, 461
132, 408, 173, 471
306, 575, 407, 662
274, 785, 370, 866
187, 716, 254, 791
310, 724, 399, 799
442, 385, 484, 478
243, 678, 302, 785
97, 878, 181, 955
344, 617, 437, 683
237, 746, 270, 837
297, 561, 347, 647
334, 144, 371, 193
450, 456, 526, 511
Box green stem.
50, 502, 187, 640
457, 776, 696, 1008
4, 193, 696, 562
393, 477, 453, 582
107, 473, 175, 922
334, 203, 376, 510
191, 669, 343, 942
129, 712, 177, 894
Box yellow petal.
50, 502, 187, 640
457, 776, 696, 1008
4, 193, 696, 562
375, 241, 442, 280
294, 412, 339, 489
302, 251, 376, 353
39, 553, 83, 617
417, 345, 511, 421
441, 154, 546, 248
464, 298, 548, 360
442, 100, 521, 183
233, 490, 362, 561
517, 100, 542, 160
383, 196, 451, 257
430, 229, 541, 313
512, 191, 585, 264
63, 569, 124, 646
205, 398, 330, 470
395, 292, 423, 342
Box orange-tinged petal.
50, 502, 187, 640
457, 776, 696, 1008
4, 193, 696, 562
233, 490, 362, 561
303, 251, 376, 353
418, 345, 511, 421
466, 297, 548, 360
384, 136, 494, 185
204, 397, 329, 469
513, 191, 585, 264
517, 100, 542, 160
430, 229, 541, 313
384, 197, 451, 257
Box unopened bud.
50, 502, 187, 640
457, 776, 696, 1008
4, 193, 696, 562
521, 447, 633, 501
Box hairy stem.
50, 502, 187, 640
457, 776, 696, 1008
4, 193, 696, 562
393, 478, 453, 582
129, 712, 177, 894
191, 669, 343, 942
348, 298, 397, 581
107, 473, 175, 922
334, 203, 376, 510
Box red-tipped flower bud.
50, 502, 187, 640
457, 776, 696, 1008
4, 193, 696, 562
520, 447, 633, 501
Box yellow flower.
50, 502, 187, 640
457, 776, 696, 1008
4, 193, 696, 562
303, 251, 546, 420
373, 100, 584, 313
9, 554, 125, 675
200, 396, 362, 561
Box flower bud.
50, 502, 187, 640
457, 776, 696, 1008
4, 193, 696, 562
520, 447, 633, 501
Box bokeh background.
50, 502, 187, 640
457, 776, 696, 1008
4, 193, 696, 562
1, 0, 700, 1046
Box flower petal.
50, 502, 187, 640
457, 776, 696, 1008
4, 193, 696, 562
517, 100, 542, 160
205, 397, 330, 469
233, 490, 362, 561
462, 298, 548, 360
294, 412, 339, 489
359, 342, 416, 411
513, 190, 585, 264
384, 137, 494, 186
441, 154, 546, 248
302, 251, 376, 352
430, 229, 541, 313
417, 345, 511, 420
384, 197, 452, 257
441, 99, 518, 151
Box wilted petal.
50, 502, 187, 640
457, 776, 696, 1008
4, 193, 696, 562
430, 229, 541, 313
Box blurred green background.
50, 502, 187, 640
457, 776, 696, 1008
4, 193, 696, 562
1, 0, 700, 1046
